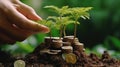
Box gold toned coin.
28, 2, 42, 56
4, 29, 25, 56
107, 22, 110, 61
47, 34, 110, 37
62, 53, 77, 64
14, 60, 25, 67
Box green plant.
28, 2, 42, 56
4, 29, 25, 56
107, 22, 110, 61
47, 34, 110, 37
47, 16, 75, 37
67, 7, 92, 39
44, 5, 92, 39
44, 6, 71, 39
37, 5, 92, 42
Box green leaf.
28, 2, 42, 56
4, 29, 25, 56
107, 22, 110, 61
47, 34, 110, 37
37, 20, 47, 25
44, 5, 59, 14
44, 5, 69, 16
78, 7, 92, 12
104, 36, 120, 50
54, 24, 61, 30
80, 12, 90, 19
68, 7, 92, 20
47, 16, 60, 21
16, 42, 34, 53
37, 20, 55, 29
109, 36, 120, 49
59, 6, 69, 16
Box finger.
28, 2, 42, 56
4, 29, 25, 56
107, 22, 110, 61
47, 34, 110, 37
0, 14, 32, 41
0, 23, 31, 41
0, 2, 49, 33
12, 0, 42, 21
16, 4, 42, 21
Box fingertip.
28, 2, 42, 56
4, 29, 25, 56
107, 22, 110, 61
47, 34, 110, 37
27, 12, 42, 21
42, 25, 50, 33
37, 24, 50, 33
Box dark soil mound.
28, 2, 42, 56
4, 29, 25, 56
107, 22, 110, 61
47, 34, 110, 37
0, 36, 120, 67
24, 44, 120, 67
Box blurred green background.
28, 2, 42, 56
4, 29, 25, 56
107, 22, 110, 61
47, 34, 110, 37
0, 0, 120, 58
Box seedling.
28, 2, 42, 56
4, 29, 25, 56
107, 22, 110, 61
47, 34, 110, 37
67, 7, 92, 39
44, 6, 71, 39
44, 5, 92, 40
38, 5, 92, 43
47, 16, 75, 37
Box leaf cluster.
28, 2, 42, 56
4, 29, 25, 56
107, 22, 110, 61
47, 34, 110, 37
47, 16, 76, 29
44, 5, 92, 26
44, 5, 69, 16
38, 5, 92, 37
37, 20, 55, 29
68, 7, 92, 20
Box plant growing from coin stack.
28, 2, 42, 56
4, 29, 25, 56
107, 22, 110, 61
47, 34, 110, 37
37, 5, 92, 64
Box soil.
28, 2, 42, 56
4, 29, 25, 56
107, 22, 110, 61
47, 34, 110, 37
0, 36, 120, 67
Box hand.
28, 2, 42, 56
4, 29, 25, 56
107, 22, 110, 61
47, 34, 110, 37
0, 0, 49, 44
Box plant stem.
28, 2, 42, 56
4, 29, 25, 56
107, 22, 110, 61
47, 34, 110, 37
63, 24, 66, 37
60, 26, 63, 39
59, 15, 62, 39
74, 20, 77, 40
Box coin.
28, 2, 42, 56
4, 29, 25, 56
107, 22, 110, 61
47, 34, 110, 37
62, 53, 77, 64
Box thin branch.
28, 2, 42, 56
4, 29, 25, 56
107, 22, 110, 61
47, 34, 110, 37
63, 24, 66, 37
